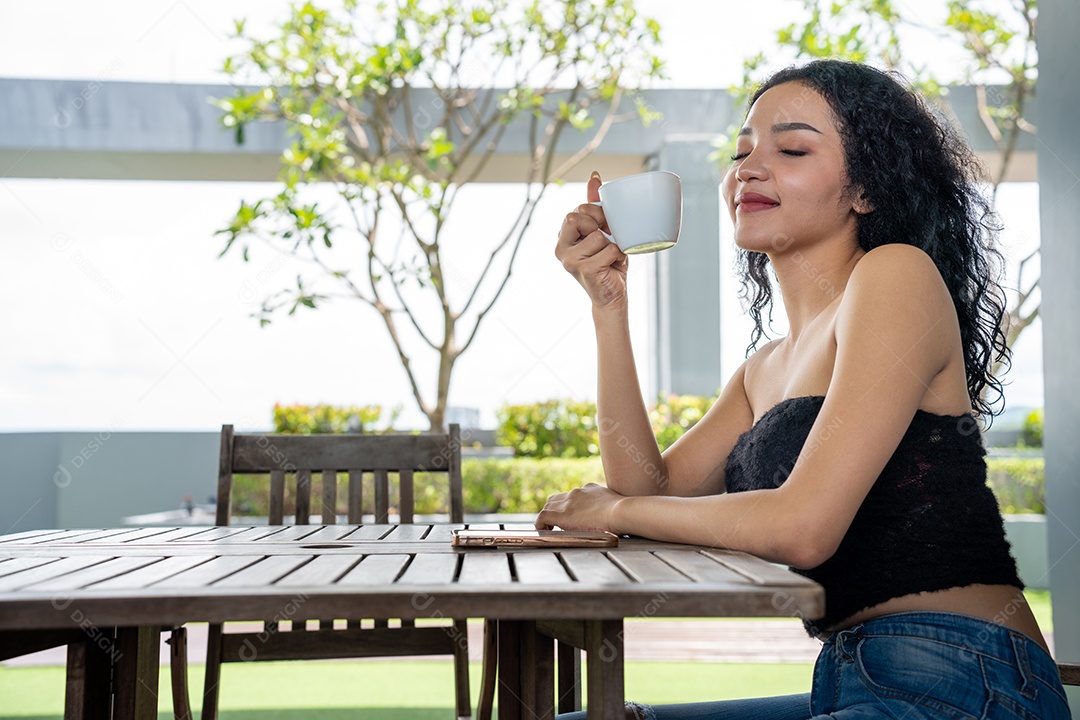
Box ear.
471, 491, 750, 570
852, 189, 874, 215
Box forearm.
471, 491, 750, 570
593, 302, 669, 496
610, 490, 810, 565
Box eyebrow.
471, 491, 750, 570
737, 122, 823, 137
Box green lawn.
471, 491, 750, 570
0, 661, 814, 719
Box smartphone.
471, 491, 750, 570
450, 529, 618, 548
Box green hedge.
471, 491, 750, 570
230, 457, 605, 517
986, 456, 1044, 514
272, 403, 401, 434
496, 394, 719, 458
230, 454, 1044, 518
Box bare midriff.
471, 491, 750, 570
830, 583, 1049, 654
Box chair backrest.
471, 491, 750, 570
215, 424, 464, 527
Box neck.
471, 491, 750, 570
769, 238, 864, 340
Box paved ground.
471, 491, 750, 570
1, 619, 1054, 668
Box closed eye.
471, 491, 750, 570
781, 150, 808, 156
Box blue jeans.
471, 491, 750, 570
558, 612, 1071, 719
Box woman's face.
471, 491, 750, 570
721, 81, 863, 255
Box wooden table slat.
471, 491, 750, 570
23, 529, 111, 544
512, 552, 574, 585
605, 550, 688, 583
560, 550, 637, 585
174, 526, 256, 542
124, 526, 220, 544
336, 554, 411, 585
293, 526, 357, 543
653, 550, 756, 586
210, 526, 294, 543
702, 550, 819, 587
422, 525, 459, 543
24, 556, 166, 592
80, 527, 177, 544
341, 525, 395, 540
383, 525, 429, 542
206, 526, 296, 543
0, 556, 61, 580
274, 554, 361, 587
396, 552, 458, 585
0, 556, 117, 592
213, 555, 313, 587
0, 529, 70, 544
89, 555, 215, 590
500, 522, 537, 531
153, 556, 265, 588
67, 528, 152, 543
458, 553, 513, 585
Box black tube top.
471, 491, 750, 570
723, 395, 1023, 637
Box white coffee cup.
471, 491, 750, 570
591, 171, 682, 254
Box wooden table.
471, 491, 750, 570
0, 524, 824, 719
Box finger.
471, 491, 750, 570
556, 212, 604, 255
569, 229, 616, 261
587, 171, 602, 203
534, 512, 555, 530
582, 237, 626, 271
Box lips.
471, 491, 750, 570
736, 192, 779, 213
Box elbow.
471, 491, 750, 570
781, 537, 837, 570
773, 512, 841, 569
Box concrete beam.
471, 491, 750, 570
0, 78, 1035, 183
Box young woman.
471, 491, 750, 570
543, 60, 1071, 719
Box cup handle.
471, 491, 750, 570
588, 201, 615, 243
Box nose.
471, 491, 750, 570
735, 151, 767, 182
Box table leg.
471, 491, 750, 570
520, 621, 555, 720
557, 641, 582, 714
112, 627, 160, 720
497, 620, 522, 720
584, 620, 624, 720
64, 635, 113, 720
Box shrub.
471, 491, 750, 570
650, 393, 719, 451
273, 403, 401, 434
986, 456, 1045, 514
497, 394, 720, 458
230, 457, 604, 517
496, 399, 599, 458
1021, 408, 1043, 448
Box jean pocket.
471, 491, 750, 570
853, 636, 980, 719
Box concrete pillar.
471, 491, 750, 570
652, 135, 726, 399
1037, 0, 1080, 713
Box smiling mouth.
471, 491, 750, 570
737, 201, 779, 213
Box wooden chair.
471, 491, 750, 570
1060, 661, 1080, 686
172, 423, 471, 720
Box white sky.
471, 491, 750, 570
0, 1, 1042, 431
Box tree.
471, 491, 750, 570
720, 0, 1038, 386
215, 0, 664, 431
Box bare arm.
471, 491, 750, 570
539, 245, 961, 566
556, 173, 753, 497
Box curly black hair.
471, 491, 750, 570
736, 59, 1010, 418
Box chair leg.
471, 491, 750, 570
202, 623, 225, 720
476, 619, 498, 720
167, 627, 193, 720
453, 619, 472, 719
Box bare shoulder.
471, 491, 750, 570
842, 244, 953, 322
836, 243, 961, 403
849, 244, 947, 294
